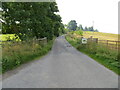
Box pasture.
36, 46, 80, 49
83, 31, 119, 41
72, 31, 120, 50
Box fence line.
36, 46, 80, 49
87, 36, 120, 50
0, 37, 47, 46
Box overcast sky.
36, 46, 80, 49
56, 0, 119, 34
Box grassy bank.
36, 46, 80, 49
1, 38, 55, 73
66, 34, 120, 75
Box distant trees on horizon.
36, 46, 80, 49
67, 20, 77, 31
66, 20, 99, 32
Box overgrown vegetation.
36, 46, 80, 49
0, 2, 64, 73
66, 32, 120, 75
1, 39, 54, 73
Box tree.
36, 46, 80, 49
84, 26, 88, 31
2, 2, 63, 40
77, 24, 83, 30
94, 29, 99, 32
88, 26, 94, 31
64, 24, 67, 29
67, 20, 77, 31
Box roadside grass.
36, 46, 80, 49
1, 38, 55, 73
66, 35, 120, 75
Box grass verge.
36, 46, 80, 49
65, 35, 120, 75
1, 38, 55, 73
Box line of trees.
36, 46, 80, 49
1, 2, 64, 41
66, 20, 98, 32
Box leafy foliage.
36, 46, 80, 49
66, 20, 98, 32
77, 24, 83, 30
2, 2, 63, 40
74, 30, 83, 36
67, 20, 77, 31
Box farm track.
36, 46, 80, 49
0, 36, 118, 88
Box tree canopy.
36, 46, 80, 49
77, 24, 83, 30
67, 20, 77, 31
2, 2, 63, 40
83, 26, 98, 32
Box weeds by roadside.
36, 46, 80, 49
1, 39, 54, 73
66, 35, 120, 75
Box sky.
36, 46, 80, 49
56, 0, 119, 34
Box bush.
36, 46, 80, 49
74, 30, 83, 36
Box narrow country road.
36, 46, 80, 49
1, 36, 118, 88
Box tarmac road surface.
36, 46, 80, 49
1, 36, 118, 88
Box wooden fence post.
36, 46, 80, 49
93, 38, 98, 43
116, 41, 118, 49
107, 40, 108, 46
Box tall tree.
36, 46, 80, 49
67, 20, 77, 31
77, 24, 83, 30
2, 2, 63, 40
94, 29, 99, 32
84, 26, 88, 31
88, 26, 94, 31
